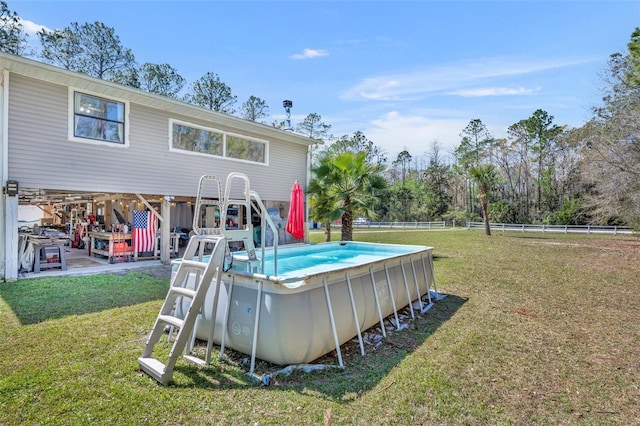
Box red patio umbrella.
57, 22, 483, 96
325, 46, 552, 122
285, 181, 305, 240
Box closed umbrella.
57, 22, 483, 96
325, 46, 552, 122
285, 181, 305, 240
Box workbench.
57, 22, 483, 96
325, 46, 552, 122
89, 231, 134, 263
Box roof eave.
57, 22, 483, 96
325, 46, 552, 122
0, 52, 318, 147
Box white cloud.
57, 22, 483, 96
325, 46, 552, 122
448, 86, 538, 97
290, 48, 329, 60
19, 19, 49, 35
363, 110, 471, 159
341, 56, 594, 101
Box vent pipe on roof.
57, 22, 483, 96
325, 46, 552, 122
283, 100, 293, 130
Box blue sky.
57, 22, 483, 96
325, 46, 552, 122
12, 0, 640, 163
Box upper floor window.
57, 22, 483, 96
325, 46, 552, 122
71, 91, 126, 145
172, 122, 223, 156
170, 120, 268, 164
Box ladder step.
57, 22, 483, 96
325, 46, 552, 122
169, 286, 197, 299
183, 354, 207, 366
138, 357, 170, 385
179, 259, 208, 271
158, 314, 184, 329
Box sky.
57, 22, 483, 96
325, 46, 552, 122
10, 0, 640, 164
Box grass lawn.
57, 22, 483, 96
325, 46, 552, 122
1, 229, 638, 425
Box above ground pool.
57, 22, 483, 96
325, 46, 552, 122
174, 241, 438, 369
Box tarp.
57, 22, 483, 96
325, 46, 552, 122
285, 181, 305, 240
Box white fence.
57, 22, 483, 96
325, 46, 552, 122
466, 222, 634, 235
352, 221, 446, 229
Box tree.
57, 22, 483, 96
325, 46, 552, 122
321, 131, 386, 164
458, 119, 493, 166
522, 109, 565, 214
393, 150, 412, 187
628, 27, 640, 86
188, 72, 237, 114
0, 1, 27, 55
241, 95, 269, 122
296, 113, 332, 141
110, 67, 140, 89
138, 63, 185, 99
470, 164, 499, 236
308, 151, 385, 241
423, 141, 452, 220
38, 27, 82, 71
39, 22, 136, 81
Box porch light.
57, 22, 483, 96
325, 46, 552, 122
5, 180, 18, 197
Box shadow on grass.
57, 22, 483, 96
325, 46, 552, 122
170, 293, 467, 401
0, 272, 169, 325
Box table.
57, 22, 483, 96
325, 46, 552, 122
29, 237, 67, 273
89, 231, 134, 263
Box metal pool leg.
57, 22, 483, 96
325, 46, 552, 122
249, 280, 263, 375
399, 260, 415, 319
410, 259, 424, 313
419, 254, 434, 312
345, 272, 365, 356
369, 267, 387, 338
323, 277, 344, 368
219, 275, 234, 360
422, 252, 447, 300
384, 264, 400, 330
205, 271, 223, 364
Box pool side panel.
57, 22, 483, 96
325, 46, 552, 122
180, 244, 433, 365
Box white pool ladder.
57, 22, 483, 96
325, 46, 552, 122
138, 233, 227, 385
192, 175, 224, 236
221, 172, 259, 262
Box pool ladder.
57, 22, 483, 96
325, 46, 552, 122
138, 233, 227, 385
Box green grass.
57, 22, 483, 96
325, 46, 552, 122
1, 230, 638, 425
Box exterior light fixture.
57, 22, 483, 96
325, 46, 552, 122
5, 180, 18, 197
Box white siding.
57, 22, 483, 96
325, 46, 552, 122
8, 74, 308, 201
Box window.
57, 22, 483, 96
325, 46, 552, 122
72, 92, 126, 144
172, 123, 223, 156
226, 134, 266, 163
170, 120, 268, 164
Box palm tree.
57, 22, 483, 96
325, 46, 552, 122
308, 151, 386, 241
470, 164, 499, 236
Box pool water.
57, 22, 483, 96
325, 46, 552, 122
230, 241, 427, 278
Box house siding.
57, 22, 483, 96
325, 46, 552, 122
8, 74, 308, 201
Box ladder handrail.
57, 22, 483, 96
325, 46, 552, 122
249, 190, 278, 276
192, 175, 223, 236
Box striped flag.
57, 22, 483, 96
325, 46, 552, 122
133, 210, 156, 253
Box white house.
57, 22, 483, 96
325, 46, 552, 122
0, 52, 316, 281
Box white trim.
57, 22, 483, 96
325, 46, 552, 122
0, 53, 315, 148
67, 87, 130, 148
2, 69, 18, 280
2, 69, 8, 182
168, 118, 269, 166
224, 129, 270, 166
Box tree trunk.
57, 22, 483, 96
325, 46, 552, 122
324, 222, 331, 242
341, 212, 353, 241
482, 201, 491, 236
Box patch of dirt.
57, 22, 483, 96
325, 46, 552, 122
137, 265, 173, 278
508, 308, 538, 318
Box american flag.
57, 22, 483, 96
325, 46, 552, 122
133, 210, 156, 253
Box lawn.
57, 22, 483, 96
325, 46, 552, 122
0, 229, 638, 425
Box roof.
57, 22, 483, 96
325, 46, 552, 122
0, 52, 317, 147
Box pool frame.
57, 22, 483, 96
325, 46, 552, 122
175, 241, 440, 372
